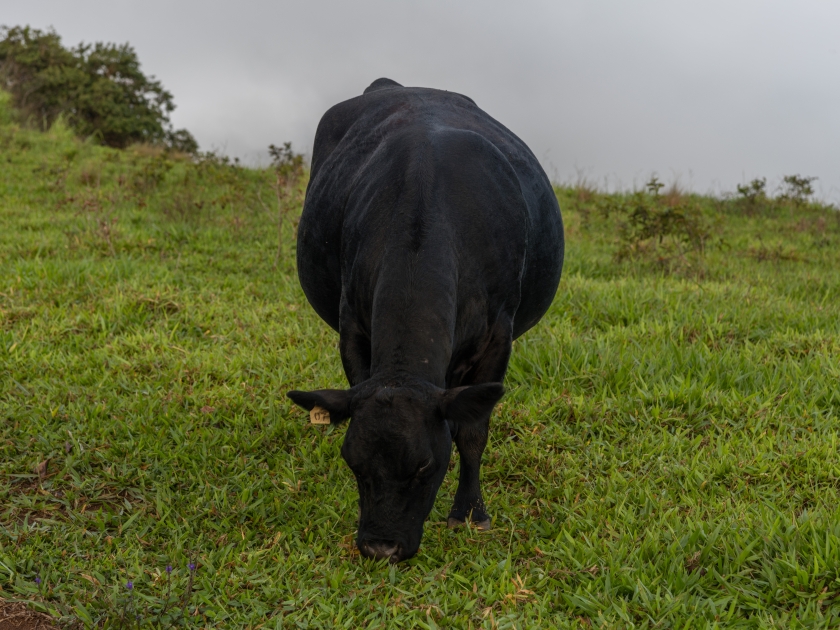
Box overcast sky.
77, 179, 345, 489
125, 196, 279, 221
4, 0, 839, 200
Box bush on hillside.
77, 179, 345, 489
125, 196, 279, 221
736, 178, 768, 212
733, 175, 822, 215
778, 175, 817, 207
613, 176, 712, 273
0, 25, 197, 151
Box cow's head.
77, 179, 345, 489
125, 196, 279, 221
287, 380, 503, 562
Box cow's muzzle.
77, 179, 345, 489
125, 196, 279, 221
359, 539, 402, 563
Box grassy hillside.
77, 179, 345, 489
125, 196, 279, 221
2, 89, 840, 628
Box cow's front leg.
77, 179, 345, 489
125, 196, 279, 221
446, 318, 513, 531
448, 414, 492, 529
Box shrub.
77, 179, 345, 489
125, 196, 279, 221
0, 25, 196, 151
736, 178, 767, 206
128, 151, 174, 194
778, 175, 817, 207
614, 176, 711, 273
732, 175, 820, 214
165, 128, 199, 154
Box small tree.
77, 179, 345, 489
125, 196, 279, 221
0, 25, 196, 150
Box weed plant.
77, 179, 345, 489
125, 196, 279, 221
3, 89, 840, 627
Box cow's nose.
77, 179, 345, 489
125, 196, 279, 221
359, 540, 401, 562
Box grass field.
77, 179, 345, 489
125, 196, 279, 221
2, 89, 840, 628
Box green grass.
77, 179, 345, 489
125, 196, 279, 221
2, 88, 840, 628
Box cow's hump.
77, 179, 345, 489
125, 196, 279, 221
364, 78, 403, 94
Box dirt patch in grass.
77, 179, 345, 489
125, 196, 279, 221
0, 601, 56, 630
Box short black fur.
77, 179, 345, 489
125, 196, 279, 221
288, 79, 564, 562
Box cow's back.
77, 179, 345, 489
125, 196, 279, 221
297, 80, 564, 338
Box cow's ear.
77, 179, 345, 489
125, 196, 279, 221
287, 389, 353, 424
439, 383, 505, 424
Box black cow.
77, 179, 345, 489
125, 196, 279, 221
288, 78, 564, 563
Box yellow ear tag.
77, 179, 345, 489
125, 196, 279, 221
310, 405, 331, 425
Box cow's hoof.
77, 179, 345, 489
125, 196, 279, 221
447, 516, 492, 531
447, 517, 462, 529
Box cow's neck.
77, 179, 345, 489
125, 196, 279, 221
368, 245, 456, 388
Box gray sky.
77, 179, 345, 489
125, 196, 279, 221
4, 0, 839, 200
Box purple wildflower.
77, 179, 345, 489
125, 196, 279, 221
166, 565, 172, 574
35, 576, 42, 585
188, 563, 196, 572
126, 581, 133, 590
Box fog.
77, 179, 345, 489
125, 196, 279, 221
4, 0, 839, 200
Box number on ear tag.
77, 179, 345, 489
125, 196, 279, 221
310, 405, 331, 425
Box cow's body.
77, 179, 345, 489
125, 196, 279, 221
289, 78, 564, 562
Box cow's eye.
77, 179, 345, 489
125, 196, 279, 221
417, 458, 433, 476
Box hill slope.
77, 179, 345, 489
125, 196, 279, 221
2, 91, 840, 627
